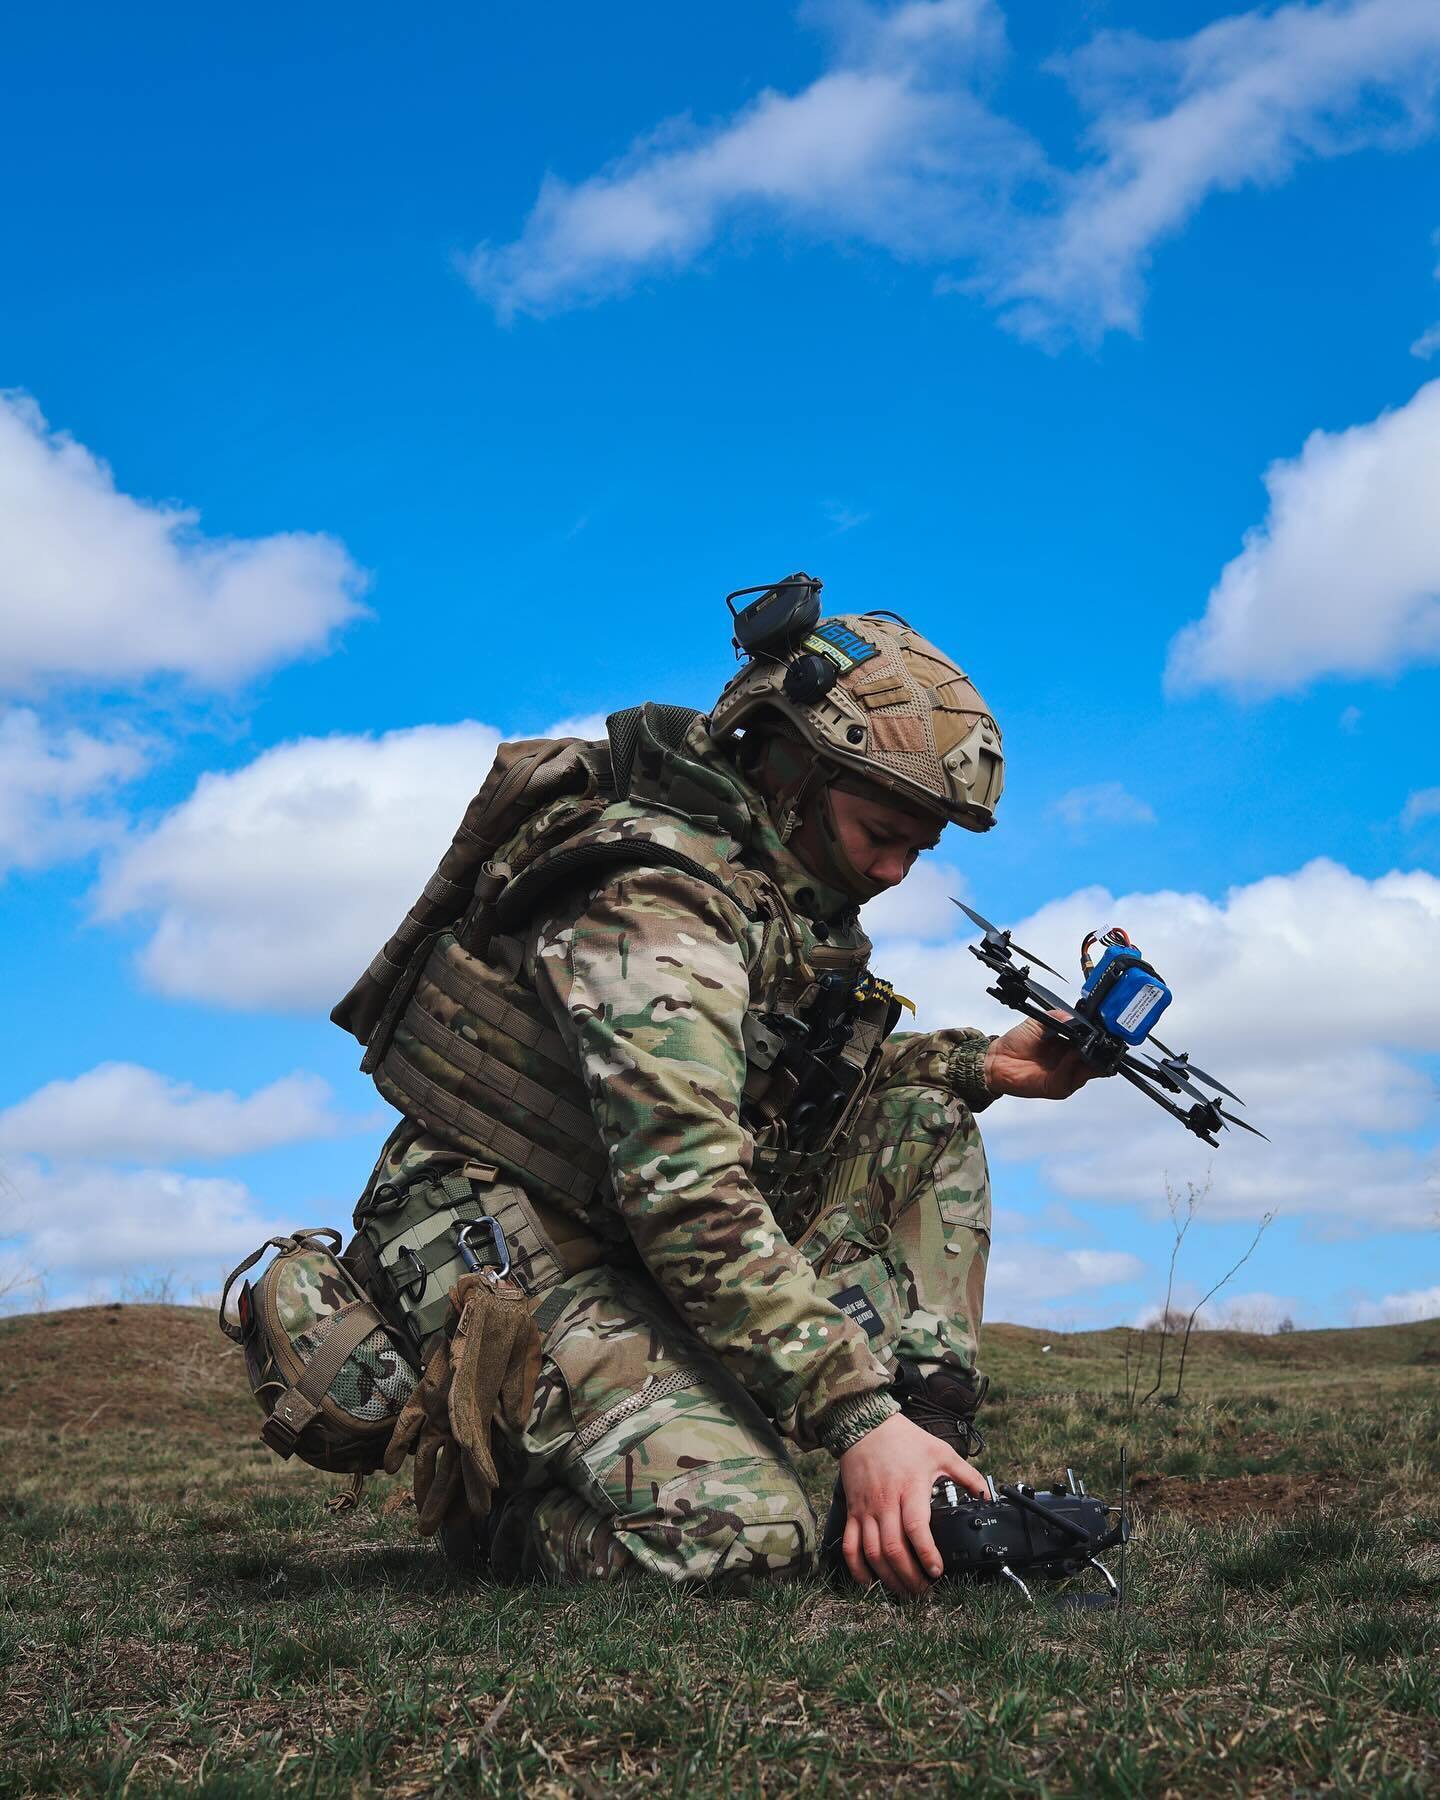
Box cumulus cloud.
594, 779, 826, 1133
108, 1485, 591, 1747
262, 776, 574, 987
462, 0, 1440, 341
0, 1158, 283, 1285
0, 707, 151, 876
0, 392, 367, 693
1167, 380, 1440, 696
997, 0, 1440, 339
870, 858, 1440, 1230
1352, 1283, 1440, 1323
0, 1064, 367, 1163
1050, 782, 1156, 831
463, 0, 1036, 320
95, 720, 505, 1010
1412, 322, 1440, 358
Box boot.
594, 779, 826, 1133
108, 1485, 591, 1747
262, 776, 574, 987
818, 1361, 988, 1578
891, 1360, 988, 1460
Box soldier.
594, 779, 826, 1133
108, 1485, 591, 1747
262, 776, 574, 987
336, 582, 1095, 1595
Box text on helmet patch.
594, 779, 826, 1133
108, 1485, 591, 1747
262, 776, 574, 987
802, 620, 879, 672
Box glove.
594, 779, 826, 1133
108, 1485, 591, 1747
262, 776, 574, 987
384, 1273, 541, 1535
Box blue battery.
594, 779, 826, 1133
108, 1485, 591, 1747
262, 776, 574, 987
1081, 944, 1173, 1046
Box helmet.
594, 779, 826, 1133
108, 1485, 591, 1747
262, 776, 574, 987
709, 588, 1004, 832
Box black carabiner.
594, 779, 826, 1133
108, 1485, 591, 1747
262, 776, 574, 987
456, 1215, 511, 1280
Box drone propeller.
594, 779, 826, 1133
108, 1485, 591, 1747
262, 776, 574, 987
1215, 1105, 1269, 1141
1146, 1037, 1245, 1104
1132, 1051, 1229, 1108
952, 900, 1065, 979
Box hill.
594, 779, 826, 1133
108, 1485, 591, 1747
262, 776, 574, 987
5, 1301, 1435, 1444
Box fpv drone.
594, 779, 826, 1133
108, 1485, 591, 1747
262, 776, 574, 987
956, 903, 1267, 1148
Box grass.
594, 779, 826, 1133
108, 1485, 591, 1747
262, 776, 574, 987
0, 1305, 1436, 1795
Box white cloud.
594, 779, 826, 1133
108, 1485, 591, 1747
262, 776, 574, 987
1166, 380, 1440, 696
870, 858, 1440, 1230
861, 857, 968, 940
1402, 786, 1440, 827
0, 1159, 284, 1286
0, 1064, 367, 1163
1411, 322, 1440, 359
1050, 782, 1156, 831
997, 0, 1440, 340
543, 712, 610, 742
1338, 704, 1363, 732
95, 720, 505, 1011
1352, 1282, 1440, 1323
986, 1245, 1145, 1313
1135, 1287, 1303, 1332
462, 0, 1036, 320
461, 1, 1440, 341
0, 707, 151, 875
0, 392, 367, 693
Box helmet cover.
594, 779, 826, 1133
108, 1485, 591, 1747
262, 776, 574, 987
709, 605, 1004, 831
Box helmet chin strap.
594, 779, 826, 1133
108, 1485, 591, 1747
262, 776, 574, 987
748, 733, 887, 904
808, 781, 889, 903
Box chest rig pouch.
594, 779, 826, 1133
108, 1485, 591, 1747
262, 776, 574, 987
742, 947, 902, 1197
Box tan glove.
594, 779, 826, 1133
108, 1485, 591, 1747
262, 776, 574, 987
384, 1273, 541, 1535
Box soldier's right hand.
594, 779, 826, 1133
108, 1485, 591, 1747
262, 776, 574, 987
837, 1413, 987, 1596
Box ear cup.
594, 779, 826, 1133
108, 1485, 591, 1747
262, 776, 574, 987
783, 653, 839, 703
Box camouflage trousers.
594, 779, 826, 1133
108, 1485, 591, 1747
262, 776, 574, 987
497, 1029, 992, 1586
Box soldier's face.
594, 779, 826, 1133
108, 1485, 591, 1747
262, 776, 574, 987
823, 786, 942, 891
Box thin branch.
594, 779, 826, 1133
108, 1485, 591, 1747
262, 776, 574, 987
1139, 1177, 1201, 1405
1172, 1212, 1277, 1402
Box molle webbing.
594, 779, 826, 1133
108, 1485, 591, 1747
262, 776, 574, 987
377, 1046, 603, 1205
424, 933, 573, 1068
399, 1001, 594, 1146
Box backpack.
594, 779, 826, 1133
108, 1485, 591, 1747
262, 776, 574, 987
219, 1228, 419, 1474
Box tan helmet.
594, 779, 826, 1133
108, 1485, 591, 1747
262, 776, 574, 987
709, 593, 1004, 831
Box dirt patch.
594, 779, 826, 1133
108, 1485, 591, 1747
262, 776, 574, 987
1129, 1471, 1354, 1522
0, 1303, 253, 1442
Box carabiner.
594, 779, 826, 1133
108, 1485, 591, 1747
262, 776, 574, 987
456, 1214, 511, 1280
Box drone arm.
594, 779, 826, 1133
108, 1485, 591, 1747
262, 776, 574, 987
1114, 1061, 1221, 1146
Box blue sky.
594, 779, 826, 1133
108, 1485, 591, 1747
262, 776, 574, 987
2, 0, 1437, 1328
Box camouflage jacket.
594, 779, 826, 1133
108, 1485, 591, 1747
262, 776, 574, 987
510, 716, 992, 1454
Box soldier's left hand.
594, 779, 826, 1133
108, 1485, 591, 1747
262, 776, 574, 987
984, 1014, 1097, 1101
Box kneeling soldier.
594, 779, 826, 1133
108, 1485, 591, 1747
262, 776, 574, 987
334, 580, 1094, 1594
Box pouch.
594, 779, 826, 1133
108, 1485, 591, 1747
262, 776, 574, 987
220, 1228, 419, 1474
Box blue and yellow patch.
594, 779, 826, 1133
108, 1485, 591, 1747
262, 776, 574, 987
802, 620, 879, 672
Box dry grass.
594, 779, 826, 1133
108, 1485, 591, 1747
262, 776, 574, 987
1, 1305, 1436, 1796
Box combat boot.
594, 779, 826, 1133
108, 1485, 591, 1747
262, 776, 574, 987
891, 1359, 987, 1460
439, 1489, 545, 1582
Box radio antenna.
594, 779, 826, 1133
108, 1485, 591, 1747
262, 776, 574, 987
1119, 1442, 1129, 1615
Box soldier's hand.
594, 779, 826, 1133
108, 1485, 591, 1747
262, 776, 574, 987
984, 1014, 1096, 1101
837, 1414, 986, 1596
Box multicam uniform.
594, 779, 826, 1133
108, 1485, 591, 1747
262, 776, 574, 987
357, 712, 995, 1586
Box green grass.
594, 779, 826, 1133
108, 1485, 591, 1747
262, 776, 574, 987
0, 1308, 1436, 1795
